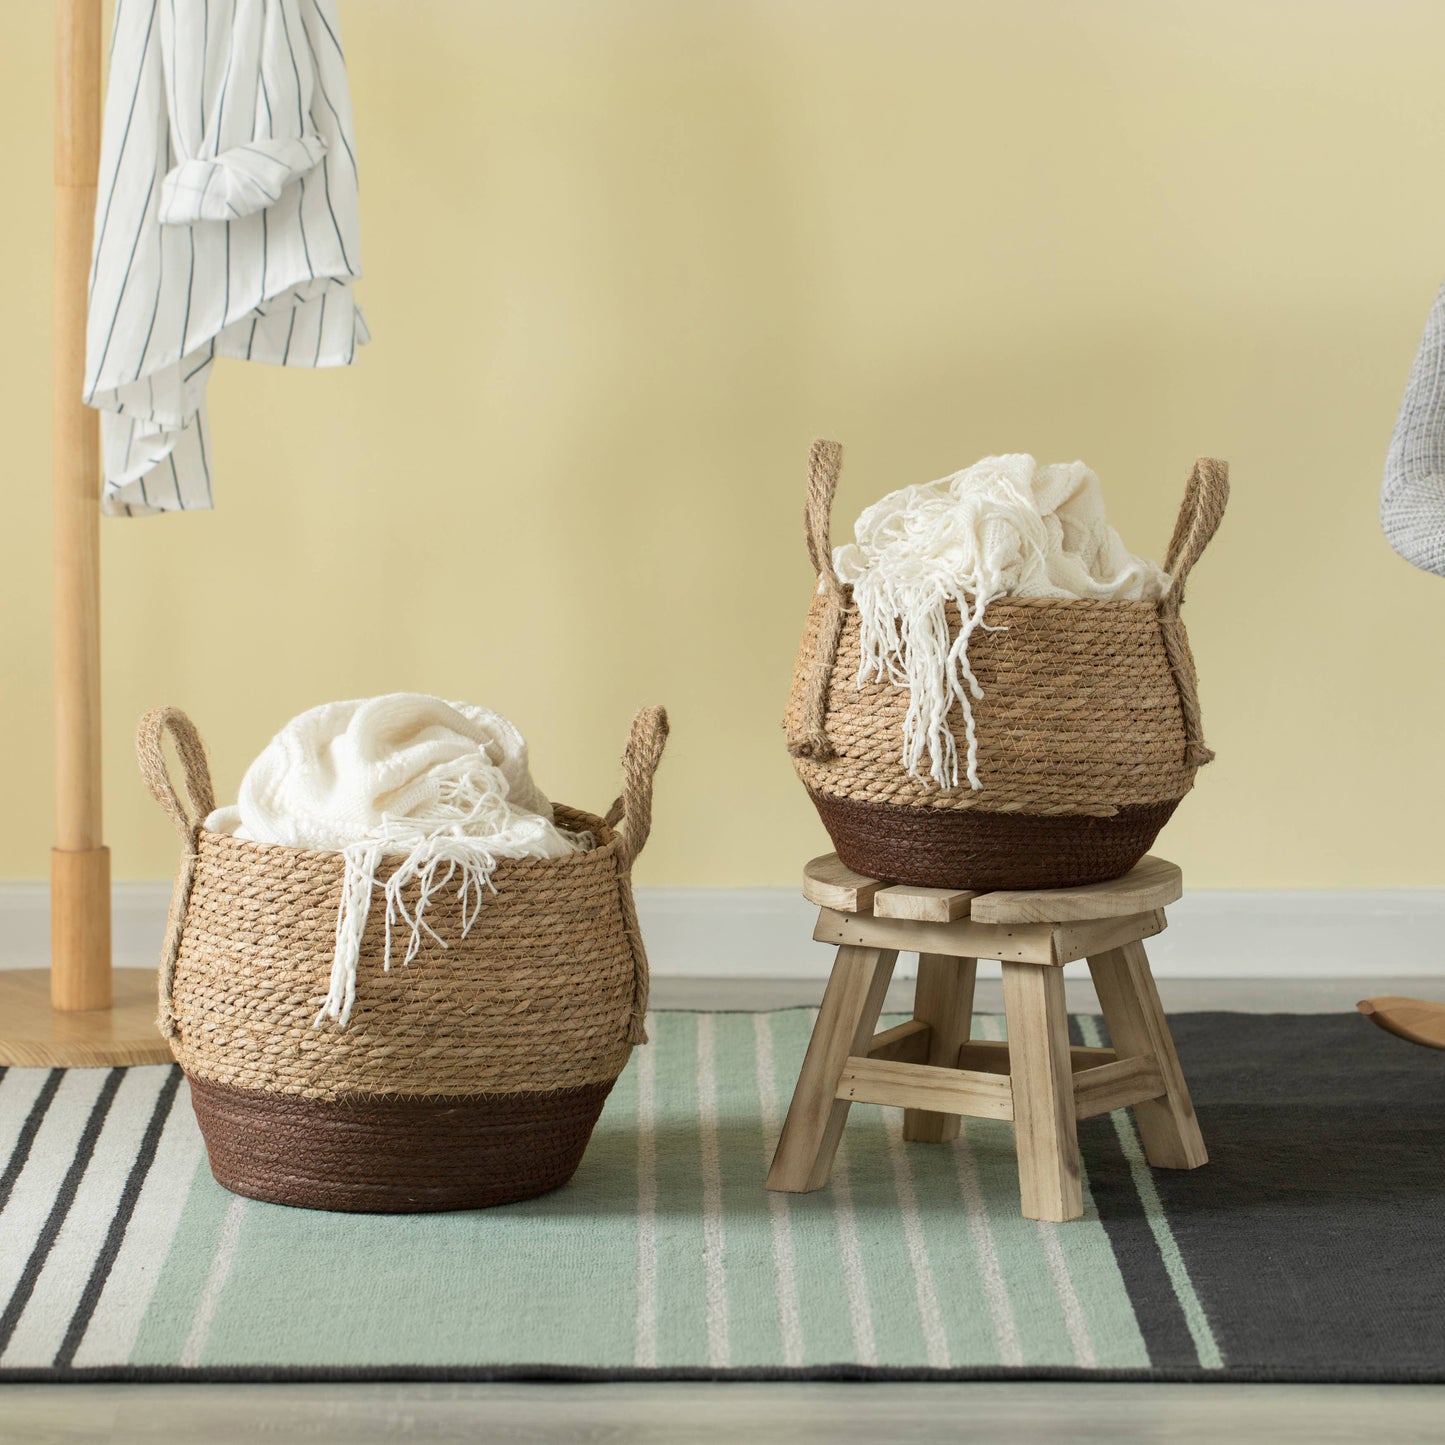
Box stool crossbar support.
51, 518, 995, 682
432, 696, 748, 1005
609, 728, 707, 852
838, 1057, 1016, 1120
866, 1019, 930, 1063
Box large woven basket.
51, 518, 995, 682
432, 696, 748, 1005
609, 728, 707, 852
138, 703, 669, 1214
785, 441, 1227, 890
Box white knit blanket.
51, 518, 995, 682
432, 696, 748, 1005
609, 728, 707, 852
833, 455, 1169, 792
206, 695, 588, 1027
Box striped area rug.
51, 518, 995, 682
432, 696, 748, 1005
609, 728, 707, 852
1, 1009, 1442, 1383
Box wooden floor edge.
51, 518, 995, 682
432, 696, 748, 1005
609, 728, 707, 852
0, 968, 172, 1067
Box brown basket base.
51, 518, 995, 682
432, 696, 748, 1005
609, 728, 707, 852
810, 791, 1179, 892
187, 1074, 614, 1213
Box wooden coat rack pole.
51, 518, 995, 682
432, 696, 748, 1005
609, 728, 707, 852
0, 0, 171, 1067
52, 0, 108, 1014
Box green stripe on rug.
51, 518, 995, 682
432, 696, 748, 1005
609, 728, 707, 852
127, 1141, 229, 1366
762, 1009, 858, 1366
91, 1011, 1160, 1372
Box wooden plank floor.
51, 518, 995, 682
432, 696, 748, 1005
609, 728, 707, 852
4, 1381, 1443, 1444
4, 973, 1441, 1445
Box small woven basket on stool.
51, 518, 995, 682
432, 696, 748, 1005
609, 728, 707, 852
784, 440, 1229, 891
137, 703, 668, 1214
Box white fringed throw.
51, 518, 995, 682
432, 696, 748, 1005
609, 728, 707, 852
206, 695, 588, 1027
833, 455, 1169, 792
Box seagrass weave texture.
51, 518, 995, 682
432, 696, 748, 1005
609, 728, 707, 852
188, 1074, 614, 1212
784, 442, 1227, 887
139, 707, 669, 1101
790, 593, 1200, 815
169, 813, 638, 1101
810, 791, 1178, 891
136, 705, 669, 1212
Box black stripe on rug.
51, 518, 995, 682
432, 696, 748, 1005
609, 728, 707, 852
53, 1067, 183, 1368
1143, 1011, 1445, 1378
0, 1069, 125, 1354
0, 1070, 63, 1217
2, 1361, 1445, 1385
1070, 1015, 1203, 1369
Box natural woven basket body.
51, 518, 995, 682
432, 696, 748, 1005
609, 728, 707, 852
785, 442, 1227, 890
138, 704, 668, 1213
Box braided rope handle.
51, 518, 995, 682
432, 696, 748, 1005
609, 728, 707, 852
602, 705, 669, 1045
804, 438, 846, 597
604, 705, 670, 869
136, 707, 216, 1041
787, 439, 851, 760
137, 707, 216, 838
1158, 459, 1228, 768
1162, 457, 1229, 611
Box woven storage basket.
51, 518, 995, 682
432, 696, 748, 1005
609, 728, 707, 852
138, 703, 668, 1214
785, 441, 1228, 890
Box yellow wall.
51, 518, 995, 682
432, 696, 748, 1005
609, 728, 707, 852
3, 0, 1445, 889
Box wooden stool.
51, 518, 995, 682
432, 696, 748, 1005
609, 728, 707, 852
766, 853, 1208, 1222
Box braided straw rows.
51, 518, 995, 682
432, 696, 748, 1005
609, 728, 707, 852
139, 706, 668, 1105
186, 1072, 615, 1211
789, 592, 1197, 815
785, 443, 1228, 819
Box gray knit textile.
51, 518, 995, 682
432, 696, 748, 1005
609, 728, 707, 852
1383, 283, 1445, 575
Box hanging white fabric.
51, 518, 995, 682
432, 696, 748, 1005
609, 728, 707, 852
84, 0, 368, 516
205, 695, 592, 1029
833, 455, 1170, 792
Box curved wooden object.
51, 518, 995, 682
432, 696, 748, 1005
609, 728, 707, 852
802, 852, 1182, 925
801, 853, 887, 913
969, 856, 1182, 924
1357, 997, 1445, 1052
0, 969, 170, 1067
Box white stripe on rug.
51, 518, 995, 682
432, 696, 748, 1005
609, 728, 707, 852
1077, 1014, 1222, 1370
179, 1194, 247, 1368
1036, 1220, 1098, 1368
883, 1110, 949, 1367
831, 1138, 878, 1366
1026, 999, 1099, 1368
957, 1015, 1023, 1366
752, 1013, 803, 1367
633, 1013, 657, 1370
70, 1078, 207, 1368
0, 1069, 169, 1366
695, 1013, 729, 1368
0, 1072, 109, 1312
0, 1070, 51, 1176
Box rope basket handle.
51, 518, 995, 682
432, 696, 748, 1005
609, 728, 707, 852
786, 439, 851, 761
1158, 460, 1228, 770
605, 705, 670, 868
804, 438, 846, 597
1162, 457, 1229, 611
137, 707, 216, 839
136, 707, 216, 1042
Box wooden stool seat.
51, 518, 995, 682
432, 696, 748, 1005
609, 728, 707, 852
767, 853, 1207, 1222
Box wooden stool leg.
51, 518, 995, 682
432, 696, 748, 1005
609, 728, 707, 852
1002, 961, 1083, 1223
767, 945, 898, 1193
1088, 940, 1208, 1170
903, 953, 977, 1143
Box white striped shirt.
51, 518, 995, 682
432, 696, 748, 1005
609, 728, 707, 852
84, 0, 368, 516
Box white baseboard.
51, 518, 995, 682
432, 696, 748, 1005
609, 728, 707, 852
0, 881, 1441, 980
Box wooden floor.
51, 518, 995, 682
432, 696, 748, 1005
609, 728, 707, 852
5, 1381, 1444, 1444
4, 972, 1442, 1444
